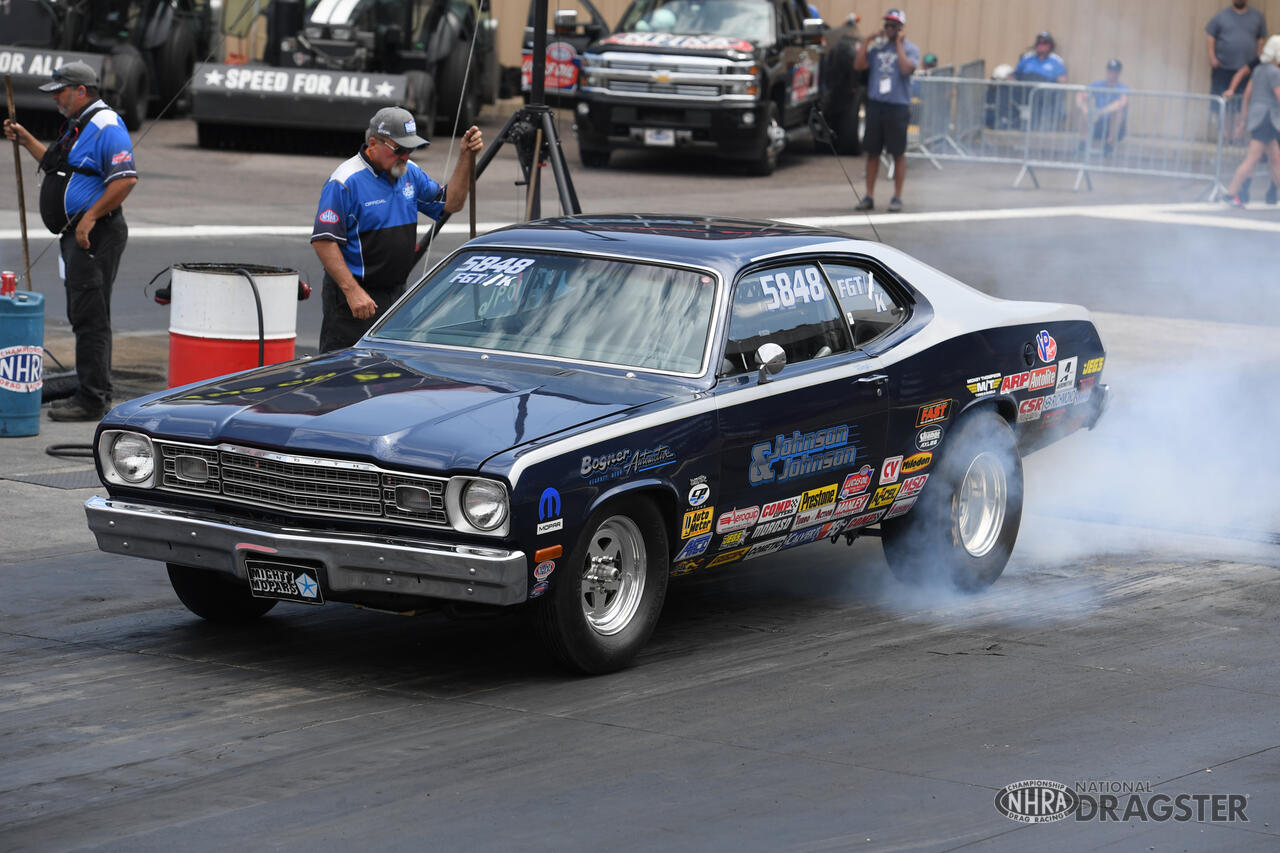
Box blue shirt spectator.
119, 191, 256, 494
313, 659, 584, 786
1015, 32, 1067, 83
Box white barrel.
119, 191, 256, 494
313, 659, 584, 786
170, 263, 299, 340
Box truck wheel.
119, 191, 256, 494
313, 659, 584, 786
580, 148, 610, 168
748, 101, 785, 176
404, 71, 437, 140
154, 23, 197, 115
109, 46, 150, 131
881, 409, 1023, 591
833, 102, 863, 156
438, 47, 478, 130
535, 497, 669, 674
166, 563, 277, 623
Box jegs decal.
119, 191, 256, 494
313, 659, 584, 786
1082, 356, 1104, 375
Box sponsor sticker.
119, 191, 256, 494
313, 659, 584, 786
916, 399, 953, 427
1036, 329, 1058, 362
1082, 356, 1105, 375
748, 423, 857, 486
681, 507, 715, 538
966, 373, 1001, 396
832, 494, 871, 517
536, 519, 563, 535
879, 455, 903, 485
1000, 371, 1029, 393
707, 547, 749, 567
869, 484, 901, 509
897, 474, 929, 498
1028, 365, 1056, 391
839, 465, 874, 498
529, 581, 550, 599
0, 345, 42, 392
715, 505, 759, 533
817, 518, 849, 539
752, 518, 793, 539
915, 425, 943, 450
745, 538, 786, 560
1017, 397, 1044, 422
797, 484, 837, 512
533, 560, 556, 580
844, 509, 885, 528
1055, 357, 1077, 392
718, 530, 748, 549
792, 502, 837, 530
883, 497, 918, 519
537, 487, 562, 535
670, 560, 701, 576
582, 444, 676, 482
759, 495, 800, 522
783, 526, 823, 548
688, 482, 711, 507
675, 533, 712, 561
902, 451, 932, 474
1042, 389, 1078, 410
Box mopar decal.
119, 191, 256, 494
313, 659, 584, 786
537, 488, 563, 534
915, 400, 952, 427
581, 444, 676, 483
681, 507, 715, 539
748, 425, 857, 486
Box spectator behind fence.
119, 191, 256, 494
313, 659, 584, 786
854, 8, 919, 213
1076, 59, 1129, 155
1207, 0, 1268, 112
921, 52, 938, 71
1222, 44, 1280, 207
1015, 32, 1067, 83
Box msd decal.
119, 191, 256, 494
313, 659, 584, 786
1036, 330, 1057, 363
966, 373, 1001, 396
897, 474, 929, 498
879, 456, 903, 485
916, 399, 952, 427
681, 507, 715, 538
716, 505, 760, 534
839, 465, 874, 498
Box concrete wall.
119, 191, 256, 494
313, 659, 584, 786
494, 0, 1280, 96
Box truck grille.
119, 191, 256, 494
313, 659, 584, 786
156, 441, 449, 527
581, 51, 756, 103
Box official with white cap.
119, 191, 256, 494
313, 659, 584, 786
311, 107, 483, 351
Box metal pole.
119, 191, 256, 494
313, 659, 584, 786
5, 75, 34, 291
469, 159, 477, 239
524, 126, 543, 222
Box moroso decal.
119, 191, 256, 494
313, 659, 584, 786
716, 505, 760, 533
1036, 329, 1058, 362
1082, 356, 1104, 375
879, 456, 903, 485
915, 425, 943, 450
752, 518, 792, 539
902, 452, 932, 474
869, 483, 901, 509
897, 474, 929, 498
707, 547, 749, 567
681, 507, 715, 538
966, 373, 1001, 396
675, 532, 712, 560
916, 400, 952, 427
748, 424, 857, 486
883, 497, 918, 519
839, 465, 874, 498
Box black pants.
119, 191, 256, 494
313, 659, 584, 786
60, 212, 127, 409
319, 273, 404, 352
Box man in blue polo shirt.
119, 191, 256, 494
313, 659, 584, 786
312, 107, 483, 351
3, 61, 138, 421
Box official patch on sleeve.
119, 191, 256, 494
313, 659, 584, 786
318, 209, 340, 224
110, 150, 133, 165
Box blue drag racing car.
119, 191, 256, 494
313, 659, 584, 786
86, 215, 1109, 673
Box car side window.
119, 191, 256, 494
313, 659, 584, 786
722, 263, 850, 375
822, 261, 907, 347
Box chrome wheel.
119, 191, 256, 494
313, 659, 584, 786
956, 451, 1007, 558
580, 515, 647, 635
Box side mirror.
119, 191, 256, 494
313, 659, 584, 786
755, 342, 786, 383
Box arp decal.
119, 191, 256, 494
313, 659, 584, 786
869, 483, 901, 509
748, 424, 857, 486
915, 399, 952, 427
879, 456, 903, 485
1028, 366, 1056, 391
897, 474, 929, 498
681, 506, 715, 539
966, 373, 1001, 396
832, 494, 871, 517
902, 452, 932, 474
1082, 356, 1105, 375
675, 533, 712, 561
716, 505, 760, 534
883, 497, 918, 519
687, 481, 711, 507
752, 518, 792, 539
915, 425, 943, 450
759, 495, 801, 522
1055, 357, 1078, 393
745, 538, 786, 560
707, 547, 749, 567
839, 465, 874, 498
844, 509, 885, 528
1016, 397, 1043, 423
1036, 329, 1057, 363
533, 560, 556, 580
536, 487, 563, 535
1000, 371, 1029, 394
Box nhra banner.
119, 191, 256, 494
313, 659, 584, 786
190, 63, 408, 131
0, 48, 107, 112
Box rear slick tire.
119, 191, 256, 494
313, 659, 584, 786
881, 409, 1023, 591
535, 497, 669, 674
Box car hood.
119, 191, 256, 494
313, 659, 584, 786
105, 348, 675, 473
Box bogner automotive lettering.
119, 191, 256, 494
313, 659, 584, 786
748, 425, 857, 486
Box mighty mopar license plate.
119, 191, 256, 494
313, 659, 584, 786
643, 128, 675, 147
246, 559, 325, 605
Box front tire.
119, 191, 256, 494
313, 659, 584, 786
747, 101, 785, 176
535, 497, 669, 674
166, 563, 277, 623
881, 409, 1023, 591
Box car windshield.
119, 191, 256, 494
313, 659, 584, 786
372, 250, 718, 374
617, 0, 774, 44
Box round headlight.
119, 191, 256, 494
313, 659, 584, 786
110, 433, 155, 484
461, 480, 508, 531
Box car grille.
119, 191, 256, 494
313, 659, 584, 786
156, 441, 449, 527
581, 52, 756, 103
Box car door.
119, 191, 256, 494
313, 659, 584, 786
708, 260, 891, 566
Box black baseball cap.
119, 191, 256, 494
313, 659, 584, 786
38, 61, 99, 92
1106, 58, 1123, 71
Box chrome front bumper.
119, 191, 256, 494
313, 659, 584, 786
84, 496, 528, 606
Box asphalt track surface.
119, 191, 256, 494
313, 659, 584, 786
3, 111, 1280, 851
